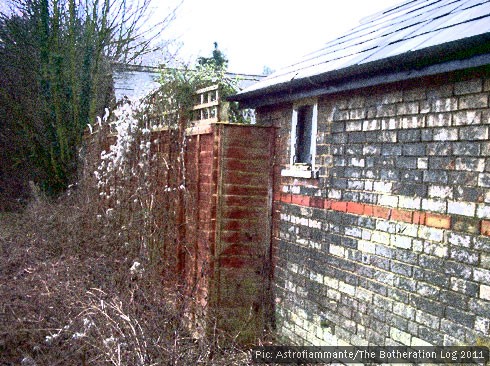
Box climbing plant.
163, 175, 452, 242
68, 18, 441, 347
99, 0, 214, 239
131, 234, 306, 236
143, 44, 252, 126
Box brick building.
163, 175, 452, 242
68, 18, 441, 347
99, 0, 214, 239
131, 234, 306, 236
231, 0, 490, 347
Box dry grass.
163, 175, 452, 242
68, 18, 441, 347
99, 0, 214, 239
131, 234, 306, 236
0, 195, 252, 365
0, 163, 256, 366
0, 101, 272, 365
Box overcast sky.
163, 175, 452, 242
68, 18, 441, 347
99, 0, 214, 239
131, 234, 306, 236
0, 0, 401, 75
163, 0, 400, 75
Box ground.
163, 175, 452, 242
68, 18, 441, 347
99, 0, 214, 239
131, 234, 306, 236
0, 203, 249, 365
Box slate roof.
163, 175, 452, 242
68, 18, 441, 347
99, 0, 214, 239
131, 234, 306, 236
232, 0, 490, 107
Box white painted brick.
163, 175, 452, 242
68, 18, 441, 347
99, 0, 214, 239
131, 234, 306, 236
447, 201, 476, 217
328, 189, 342, 200
477, 204, 490, 219
479, 173, 490, 188
433, 128, 458, 141
355, 287, 373, 302
376, 220, 396, 233
475, 268, 490, 283
363, 119, 380, 131
323, 275, 339, 289
309, 219, 322, 229
371, 231, 390, 245
433, 98, 458, 112
447, 233, 472, 248
363, 145, 380, 155
350, 157, 365, 167
455, 158, 485, 172
480, 284, 490, 301
327, 288, 341, 301
296, 238, 308, 245
321, 329, 340, 346
298, 267, 308, 277
378, 194, 398, 208
475, 317, 490, 334
391, 234, 412, 249
300, 207, 311, 216
424, 242, 448, 258
338, 282, 355, 296
361, 230, 372, 240
401, 116, 424, 129
358, 240, 376, 253
309, 241, 321, 250
418, 227, 444, 242
428, 185, 453, 199
412, 239, 424, 253
426, 113, 451, 127
482, 253, 490, 270
418, 157, 428, 169
421, 198, 447, 213
395, 223, 418, 237
453, 110, 480, 125
373, 181, 393, 193
285, 280, 295, 292
337, 338, 352, 347
399, 196, 421, 210
309, 271, 323, 284
330, 244, 345, 258
346, 121, 362, 131
381, 118, 397, 130
288, 263, 298, 274
450, 277, 475, 293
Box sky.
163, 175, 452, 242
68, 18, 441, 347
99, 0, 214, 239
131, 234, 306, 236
0, 0, 401, 75
162, 0, 400, 75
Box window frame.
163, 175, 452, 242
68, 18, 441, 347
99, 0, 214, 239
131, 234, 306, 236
281, 99, 319, 179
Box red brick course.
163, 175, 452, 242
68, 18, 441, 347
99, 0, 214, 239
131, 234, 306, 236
279, 195, 489, 236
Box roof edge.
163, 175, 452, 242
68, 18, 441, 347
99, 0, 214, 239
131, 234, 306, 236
230, 33, 490, 108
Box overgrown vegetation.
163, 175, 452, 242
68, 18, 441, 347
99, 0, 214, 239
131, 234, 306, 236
0, 0, 176, 198
0, 2, 266, 356
1, 50, 264, 362
145, 42, 253, 126
0, 100, 253, 364
0, 199, 250, 365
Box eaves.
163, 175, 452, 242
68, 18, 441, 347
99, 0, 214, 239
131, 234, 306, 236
229, 33, 490, 109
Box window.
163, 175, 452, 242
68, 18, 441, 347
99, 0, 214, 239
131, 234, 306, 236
294, 105, 314, 165
281, 100, 318, 178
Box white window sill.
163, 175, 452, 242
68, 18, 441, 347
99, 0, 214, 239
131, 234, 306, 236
281, 168, 319, 179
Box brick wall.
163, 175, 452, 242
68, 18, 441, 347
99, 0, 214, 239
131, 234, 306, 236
182, 123, 274, 343
213, 124, 274, 342
259, 70, 490, 347
102, 122, 274, 343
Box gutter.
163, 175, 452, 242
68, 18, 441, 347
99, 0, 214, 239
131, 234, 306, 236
229, 33, 490, 108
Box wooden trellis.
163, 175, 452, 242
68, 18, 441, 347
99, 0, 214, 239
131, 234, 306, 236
191, 84, 229, 124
